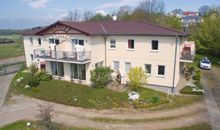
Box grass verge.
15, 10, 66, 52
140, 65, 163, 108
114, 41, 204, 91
0, 120, 98, 130
90, 111, 199, 124
180, 86, 203, 95
167, 122, 211, 130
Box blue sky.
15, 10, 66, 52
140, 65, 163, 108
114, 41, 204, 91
0, 0, 219, 29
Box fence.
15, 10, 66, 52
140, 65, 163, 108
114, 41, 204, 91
0, 62, 26, 76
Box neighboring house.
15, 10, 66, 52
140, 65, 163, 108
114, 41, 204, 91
22, 21, 195, 93
181, 15, 202, 27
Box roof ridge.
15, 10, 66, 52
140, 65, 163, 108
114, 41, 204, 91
136, 21, 187, 35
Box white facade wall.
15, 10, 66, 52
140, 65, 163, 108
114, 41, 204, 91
23, 34, 186, 89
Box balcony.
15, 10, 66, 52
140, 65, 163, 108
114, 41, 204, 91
180, 52, 194, 63
34, 49, 91, 64
180, 41, 195, 63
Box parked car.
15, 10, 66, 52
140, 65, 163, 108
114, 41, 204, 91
200, 57, 211, 70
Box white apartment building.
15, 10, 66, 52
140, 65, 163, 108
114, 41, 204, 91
22, 21, 195, 92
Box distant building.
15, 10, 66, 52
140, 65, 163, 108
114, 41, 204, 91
169, 10, 202, 32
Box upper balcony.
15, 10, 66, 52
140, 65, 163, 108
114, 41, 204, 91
34, 49, 91, 64
180, 41, 195, 63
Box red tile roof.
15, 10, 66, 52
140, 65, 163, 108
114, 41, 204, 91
22, 21, 188, 36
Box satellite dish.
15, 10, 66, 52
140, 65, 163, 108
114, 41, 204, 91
112, 15, 117, 21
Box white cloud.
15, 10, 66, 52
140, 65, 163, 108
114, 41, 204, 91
96, 0, 136, 10
96, 10, 108, 16
23, 0, 50, 9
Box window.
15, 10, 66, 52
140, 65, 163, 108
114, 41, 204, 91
30, 54, 34, 61
95, 61, 104, 68
145, 64, 151, 74
49, 38, 59, 45
151, 40, 159, 50
70, 64, 86, 80
125, 62, 131, 73
51, 61, 64, 77
113, 61, 119, 70
38, 38, 41, 45
128, 40, 134, 49
78, 40, 84, 46
71, 39, 84, 46
110, 39, 116, 48
29, 37, 33, 44
158, 65, 165, 76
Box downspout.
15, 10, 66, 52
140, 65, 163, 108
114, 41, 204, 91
100, 24, 108, 67
172, 34, 178, 93
104, 35, 107, 67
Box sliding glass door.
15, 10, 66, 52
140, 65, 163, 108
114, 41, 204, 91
70, 64, 86, 80
51, 61, 64, 77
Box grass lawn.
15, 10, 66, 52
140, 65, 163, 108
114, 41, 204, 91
9, 70, 202, 110
0, 35, 24, 59
0, 120, 98, 130
180, 86, 203, 95
167, 122, 211, 130
10, 71, 169, 109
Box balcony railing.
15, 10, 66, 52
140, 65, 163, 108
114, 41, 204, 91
180, 52, 194, 62
34, 49, 91, 63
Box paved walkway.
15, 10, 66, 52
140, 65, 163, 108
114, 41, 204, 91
202, 68, 220, 130
0, 73, 15, 108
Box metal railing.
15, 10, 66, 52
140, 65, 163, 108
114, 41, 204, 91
34, 49, 91, 62
180, 52, 194, 61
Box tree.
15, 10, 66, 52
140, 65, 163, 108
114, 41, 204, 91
83, 10, 94, 21
37, 104, 55, 130
90, 67, 113, 88
164, 16, 182, 30
63, 10, 81, 21
117, 6, 132, 20
199, 5, 211, 16
132, 0, 165, 23
191, 7, 220, 57
128, 67, 148, 91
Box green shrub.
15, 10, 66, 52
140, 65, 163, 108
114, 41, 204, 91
28, 76, 40, 87
128, 67, 148, 91
90, 67, 113, 88
35, 71, 52, 81
193, 69, 201, 81
148, 96, 160, 104
194, 81, 203, 89
30, 64, 38, 74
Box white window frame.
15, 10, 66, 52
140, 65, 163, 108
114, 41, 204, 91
110, 39, 116, 49
49, 38, 59, 44
38, 38, 42, 46
157, 65, 165, 77
125, 62, 131, 73
145, 64, 151, 75
71, 39, 84, 46
150, 40, 159, 52
113, 61, 120, 70
29, 37, 33, 45
127, 39, 135, 50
